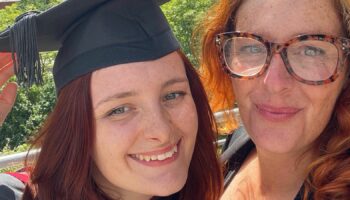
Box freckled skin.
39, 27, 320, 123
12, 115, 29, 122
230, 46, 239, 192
222, 0, 349, 199
234, 0, 347, 157
236, 0, 342, 41
91, 52, 198, 200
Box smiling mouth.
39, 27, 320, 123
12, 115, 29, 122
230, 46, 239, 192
255, 104, 302, 121
129, 140, 180, 162
130, 145, 178, 162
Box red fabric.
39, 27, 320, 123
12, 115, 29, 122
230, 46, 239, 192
6, 172, 29, 183
0, 53, 13, 69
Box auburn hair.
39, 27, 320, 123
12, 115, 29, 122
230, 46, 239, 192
22, 51, 223, 200
196, 0, 350, 199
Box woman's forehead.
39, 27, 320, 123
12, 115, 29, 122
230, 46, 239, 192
235, 0, 343, 40
91, 52, 184, 84
90, 52, 187, 104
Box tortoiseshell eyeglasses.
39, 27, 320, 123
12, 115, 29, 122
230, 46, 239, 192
215, 32, 350, 85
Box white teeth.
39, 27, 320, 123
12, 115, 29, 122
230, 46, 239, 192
151, 155, 157, 161
157, 154, 166, 160
133, 145, 178, 161
165, 151, 172, 158
145, 156, 151, 162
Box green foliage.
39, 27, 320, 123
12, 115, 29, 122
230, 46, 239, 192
17, 0, 62, 11
161, 0, 214, 66
0, 0, 62, 29
0, 65, 56, 149
0, 4, 21, 29
1, 143, 29, 155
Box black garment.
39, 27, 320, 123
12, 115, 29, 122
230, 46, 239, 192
157, 193, 179, 200
0, 174, 25, 200
221, 127, 310, 200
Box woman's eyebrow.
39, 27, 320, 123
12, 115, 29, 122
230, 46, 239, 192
162, 77, 188, 88
95, 77, 188, 108
95, 91, 137, 108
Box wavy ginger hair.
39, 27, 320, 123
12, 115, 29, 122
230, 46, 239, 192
197, 0, 350, 199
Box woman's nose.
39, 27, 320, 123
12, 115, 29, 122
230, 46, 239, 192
262, 53, 294, 94
142, 105, 173, 143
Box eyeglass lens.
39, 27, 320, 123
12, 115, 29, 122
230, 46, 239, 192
223, 37, 339, 82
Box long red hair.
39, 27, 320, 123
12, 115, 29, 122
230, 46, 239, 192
197, 0, 350, 199
22, 51, 223, 200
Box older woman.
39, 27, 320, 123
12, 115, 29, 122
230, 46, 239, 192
199, 0, 350, 199
0, 0, 223, 199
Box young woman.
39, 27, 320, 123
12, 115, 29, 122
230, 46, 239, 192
0, 0, 223, 199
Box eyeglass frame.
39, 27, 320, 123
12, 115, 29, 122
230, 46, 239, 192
215, 31, 350, 85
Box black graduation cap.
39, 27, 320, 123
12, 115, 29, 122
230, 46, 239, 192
0, 0, 179, 91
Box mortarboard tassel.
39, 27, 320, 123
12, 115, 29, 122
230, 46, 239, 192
9, 11, 43, 87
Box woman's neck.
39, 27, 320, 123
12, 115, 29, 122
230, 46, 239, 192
93, 166, 152, 200
252, 146, 317, 199
99, 183, 152, 200
221, 146, 318, 200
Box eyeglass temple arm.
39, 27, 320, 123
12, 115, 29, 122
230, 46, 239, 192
340, 38, 350, 53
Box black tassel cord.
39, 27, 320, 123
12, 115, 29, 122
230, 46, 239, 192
9, 12, 43, 87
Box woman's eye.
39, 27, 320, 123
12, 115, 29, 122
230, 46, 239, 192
303, 46, 325, 56
107, 106, 130, 116
163, 91, 186, 101
239, 45, 265, 54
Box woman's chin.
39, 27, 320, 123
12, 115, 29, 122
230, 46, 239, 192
151, 176, 187, 197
